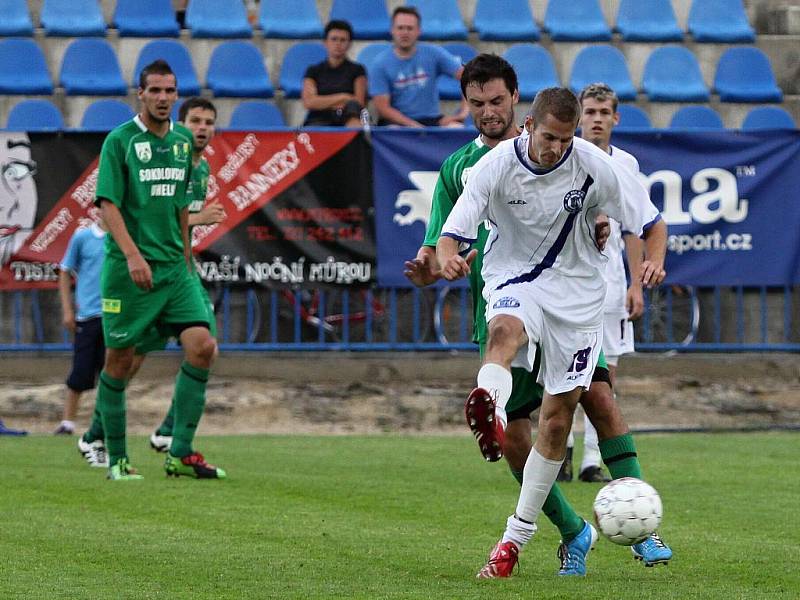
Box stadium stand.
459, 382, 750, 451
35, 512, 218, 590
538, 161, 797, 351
741, 106, 796, 130
543, 0, 612, 41
133, 40, 202, 96
356, 42, 391, 76
329, 0, 390, 40
258, 0, 323, 39
79, 99, 135, 131
615, 104, 652, 129
0, 0, 33, 36
642, 46, 710, 102
473, 0, 539, 41
278, 42, 327, 99
228, 100, 286, 129
569, 45, 637, 102
688, 0, 755, 43
112, 0, 179, 37
615, 0, 682, 42
669, 105, 725, 129
437, 42, 477, 101
206, 41, 274, 98
59, 38, 127, 96
6, 99, 63, 131
186, 0, 252, 38
41, 0, 105, 37
413, 0, 468, 41
503, 44, 560, 101
0, 39, 52, 95
714, 47, 783, 103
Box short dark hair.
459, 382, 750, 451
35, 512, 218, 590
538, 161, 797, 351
579, 82, 619, 112
325, 19, 353, 39
529, 87, 580, 126
138, 59, 176, 90
460, 53, 518, 98
178, 97, 217, 122
392, 6, 420, 24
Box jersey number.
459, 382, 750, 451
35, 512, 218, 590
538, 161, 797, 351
567, 347, 592, 373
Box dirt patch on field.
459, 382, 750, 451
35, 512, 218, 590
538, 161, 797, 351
1, 353, 798, 435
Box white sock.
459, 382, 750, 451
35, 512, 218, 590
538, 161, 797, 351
60, 420, 75, 430
477, 362, 512, 429
580, 412, 602, 472
501, 514, 537, 548
515, 447, 564, 523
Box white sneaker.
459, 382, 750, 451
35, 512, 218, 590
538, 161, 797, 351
77, 437, 109, 468
149, 431, 172, 453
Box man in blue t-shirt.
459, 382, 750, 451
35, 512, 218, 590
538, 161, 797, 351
370, 6, 468, 127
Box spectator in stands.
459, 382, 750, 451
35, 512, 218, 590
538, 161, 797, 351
302, 20, 367, 127
370, 6, 468, 127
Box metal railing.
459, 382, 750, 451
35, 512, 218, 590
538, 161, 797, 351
0, 285, 798, 352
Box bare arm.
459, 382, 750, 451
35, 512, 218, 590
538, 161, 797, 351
372, 95, 423, 127
439, 66, 468, 125
301, 78, 358, 111
353, 75, 367, 107
403, 245, 441, 287
100, 199, 152, 290
436, 237, 476, 281
623, 232, 645, 319
188, 199, 226, 227
640, 220, 667, 288
179, 206, 191, 268
58, 269, 76, 333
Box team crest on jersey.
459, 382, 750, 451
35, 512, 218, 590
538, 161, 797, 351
492, 296, 520, 309
134, 142, 151, 163
563, 189, 586, 213
172, 142, 190, 163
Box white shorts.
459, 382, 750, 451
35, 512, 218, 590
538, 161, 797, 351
485, 283, 603, 395
602, 312, 635, 365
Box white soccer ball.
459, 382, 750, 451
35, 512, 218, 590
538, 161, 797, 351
593, 477, 663, 546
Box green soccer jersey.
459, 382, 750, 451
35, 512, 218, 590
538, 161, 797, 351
186, 156, 210, 238
423, 136, 491, 345
95, 116, 194, 264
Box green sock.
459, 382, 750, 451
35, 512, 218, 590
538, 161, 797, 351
511, 467, 584, 542
157, 401, 175, 436
97, 372, 127, 466
600, 433, 643, 480
170, 361, 209, 458
83, 406, 104, 443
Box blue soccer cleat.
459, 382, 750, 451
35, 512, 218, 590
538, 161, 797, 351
557, 520, 598, 576
632, 532, 673, 566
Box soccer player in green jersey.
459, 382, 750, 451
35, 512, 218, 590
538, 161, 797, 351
91, 60, 223, 480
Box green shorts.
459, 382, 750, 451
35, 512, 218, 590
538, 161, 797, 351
135, 274, 216, 355
101, 258, 210, 349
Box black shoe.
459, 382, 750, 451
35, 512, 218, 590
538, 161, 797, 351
578, 465, 612, 483
557, 447, 574, 482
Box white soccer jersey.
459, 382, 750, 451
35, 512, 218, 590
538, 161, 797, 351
442, 134, 660, 328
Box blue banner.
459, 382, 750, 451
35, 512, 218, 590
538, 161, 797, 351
373, 128, 800, 286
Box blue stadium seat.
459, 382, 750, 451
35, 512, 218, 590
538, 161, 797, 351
741, 106, 796, 130
437, 42, 477, 101
113, 0, 179, 37
207, 41, 273, 98
615, 104, 651, 129
473, 0, 539, 41
669, 105, 724, 129
615, 0, 682, 42
0, 0, 33, 36
688, 0, 754, 43
186, 0, 251, 38
544, 0, 611, 41
41, 0, 105, 37
6, 99, 63, 131
0, 39, 53, 94
502, 44, 559, 101
133, 40, 201, 96
413, 0, 468, 41
279, 42, 327, 99
714, 47, 782, 103
356, 43, 391, 76
330, 0, 390, 40
229, 101, 285, 129
79, 99, 134, 131
258, 0, 323, 39
171, 99, 184, 122
569, 45, 636, 102
60, 38, 127, 96
642, 46, 709, 102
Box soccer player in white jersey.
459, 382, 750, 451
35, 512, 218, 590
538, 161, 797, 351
437, 88, 667, 576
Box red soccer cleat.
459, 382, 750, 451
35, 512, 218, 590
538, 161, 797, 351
476, 541, 519, 579
465, 387, 505, 462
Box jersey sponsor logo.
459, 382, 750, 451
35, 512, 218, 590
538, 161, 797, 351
492, 296, 520, 309
102, 298, 121, 313
563, 189, 585, 213
172, 142, 190, 163
394, 170, 438, 227
507, 199, 527, 205
134, 142, 151, 163
109, 331, 129, 339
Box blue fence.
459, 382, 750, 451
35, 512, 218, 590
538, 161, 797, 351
1, 284, 798, 352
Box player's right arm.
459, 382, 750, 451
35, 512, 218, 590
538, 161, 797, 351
100, 199, 152, 290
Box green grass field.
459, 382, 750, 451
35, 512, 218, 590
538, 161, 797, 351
1, 432, 798, 599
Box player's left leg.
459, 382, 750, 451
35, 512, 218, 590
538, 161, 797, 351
578, 352, 613, 482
